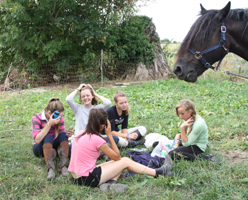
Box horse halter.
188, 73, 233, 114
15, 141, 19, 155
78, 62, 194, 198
188, 20, 229, 70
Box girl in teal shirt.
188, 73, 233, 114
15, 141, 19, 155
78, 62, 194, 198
169, 99, 208, 161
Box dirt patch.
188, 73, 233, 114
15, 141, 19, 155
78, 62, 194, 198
0, 80, 147, 97
214, 150, 248, 165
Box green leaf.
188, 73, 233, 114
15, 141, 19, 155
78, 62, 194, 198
241, 178, 248, 183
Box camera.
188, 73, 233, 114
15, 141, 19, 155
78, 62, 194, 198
53, 110, 60, 119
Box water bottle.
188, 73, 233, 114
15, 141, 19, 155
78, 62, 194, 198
53, 110, 60, 119
151, 141, 171, 157
171, 139, 180, 150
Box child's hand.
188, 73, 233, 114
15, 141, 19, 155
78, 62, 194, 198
128, 132, 138, 140
181, 117, 194, 128
48, 114, 61, 126
66, 126, 74, 138
105, 120, 111, 136
78, 83, 87, 90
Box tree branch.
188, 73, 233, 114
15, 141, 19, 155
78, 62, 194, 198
55, 3, 65, 19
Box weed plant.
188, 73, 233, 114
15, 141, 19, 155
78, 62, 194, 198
0, 77, 248, 199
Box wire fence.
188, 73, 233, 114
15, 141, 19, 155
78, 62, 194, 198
0, 54, 144, 91
2, 52, 246, 92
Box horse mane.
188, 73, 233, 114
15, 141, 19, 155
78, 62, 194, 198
176, 8, 248, 58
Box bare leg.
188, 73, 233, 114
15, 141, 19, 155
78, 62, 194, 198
99, 157, 156, 185
97, 160, 122, 182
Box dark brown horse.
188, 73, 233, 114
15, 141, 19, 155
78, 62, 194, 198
174, 2, 248, 82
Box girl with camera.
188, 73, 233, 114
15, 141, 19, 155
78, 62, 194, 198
31, 98, 73, 180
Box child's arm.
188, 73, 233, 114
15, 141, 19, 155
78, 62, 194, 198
34, 115, 59, 144
180, 117, 194, 143
100, 120, 121, 161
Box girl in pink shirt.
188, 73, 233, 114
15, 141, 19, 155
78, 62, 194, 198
68, 108, 173, 189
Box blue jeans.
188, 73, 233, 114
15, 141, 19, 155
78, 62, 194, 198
33, 132, 69, 157
105, 136, 119, 144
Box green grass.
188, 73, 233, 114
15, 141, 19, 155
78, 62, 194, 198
1, 77, 248, 199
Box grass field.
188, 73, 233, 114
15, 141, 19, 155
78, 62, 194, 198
0, 74, 248, 199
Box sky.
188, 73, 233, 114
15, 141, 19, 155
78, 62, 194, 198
137, 0, 248, 42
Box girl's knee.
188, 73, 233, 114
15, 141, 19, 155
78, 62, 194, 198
117, 138, 128, 147
44, 134, 53, 140
122, 157, 130, 161
43, 134, 54, 144
138, 126, 147, 136
58, 132, 68, 141
121, 157, 132, 164
175, 134, 181, 139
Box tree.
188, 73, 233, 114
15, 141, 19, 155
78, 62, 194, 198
161, 38, 171, 43
105, 15, 155, 64
0, 0, 136, 71
102, 16, 172, 80
99, 15, 156, 80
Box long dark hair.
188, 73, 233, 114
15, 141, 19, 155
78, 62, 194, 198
76, 108, 108, 140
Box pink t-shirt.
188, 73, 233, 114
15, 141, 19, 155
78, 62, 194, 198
68, 131, 106, 176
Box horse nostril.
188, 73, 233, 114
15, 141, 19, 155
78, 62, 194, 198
174, 66, 183, 76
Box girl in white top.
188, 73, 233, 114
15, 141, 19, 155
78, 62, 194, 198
66, 84, 111, 136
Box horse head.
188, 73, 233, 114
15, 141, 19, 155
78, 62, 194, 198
173, 1, 248, 82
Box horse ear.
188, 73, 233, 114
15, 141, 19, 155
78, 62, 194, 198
200, 4, 207, 15
215, 1, 231, 21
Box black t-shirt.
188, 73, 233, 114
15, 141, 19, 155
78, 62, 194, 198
101, 105, 128, 135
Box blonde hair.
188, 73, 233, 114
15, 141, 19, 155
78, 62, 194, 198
44, 98, 64, 132
176, 99, 196, 134
114, 91, 129, 115
78, 86, 98, 105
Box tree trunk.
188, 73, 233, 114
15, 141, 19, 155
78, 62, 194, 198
134, 21, 173, 81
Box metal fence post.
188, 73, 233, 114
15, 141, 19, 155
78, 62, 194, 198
101, 49, 103, 85
4, 62, 12, 91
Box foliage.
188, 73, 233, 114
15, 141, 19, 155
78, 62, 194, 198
161, 38, 178, 44
161, 38, 171, 43
150, 175, 186, 188
0, 1, 159, 81
1, 77, 248, 199
0, 0, 136, 71
162, 39, 176, 59
104, 15, 155, 65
